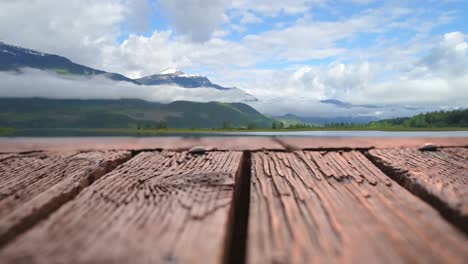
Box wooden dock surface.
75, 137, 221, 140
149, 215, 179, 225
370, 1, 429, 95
0, 137, 467, 263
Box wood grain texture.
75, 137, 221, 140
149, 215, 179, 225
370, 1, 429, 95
368, 147, 468, 232
0, 150, 131, 247
0, 136, 285, 152
4, 137, 466, 153
0, 151, 243, 264
0, 137, 200, 152
196, 137, 285, 150
277, 137, 468, 150
248, 151, 468, 264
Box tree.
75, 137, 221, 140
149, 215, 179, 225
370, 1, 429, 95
247, 123, 257, 130
222, 121, 231, 129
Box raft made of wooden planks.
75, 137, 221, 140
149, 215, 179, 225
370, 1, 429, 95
0, 137, 467, 263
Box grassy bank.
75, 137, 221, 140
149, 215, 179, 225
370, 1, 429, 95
0, 128, 14, 136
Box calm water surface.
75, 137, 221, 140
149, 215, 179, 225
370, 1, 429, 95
3, 129, 468, 137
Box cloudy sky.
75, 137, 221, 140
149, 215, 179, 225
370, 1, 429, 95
1, 0, 467, 117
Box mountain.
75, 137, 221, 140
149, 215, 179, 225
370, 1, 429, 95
0, 42, 138, 83
0, 98, 273, 129
135, 68, 258, 101
0, 42, 256, 102
136, 68, 228, 90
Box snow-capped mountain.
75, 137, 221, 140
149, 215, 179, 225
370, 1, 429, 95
135, 68, 258, 101
0, 42, 137, 83
0, 42, 257, 102
136, 68, 228, 90
160, 68, 184, 75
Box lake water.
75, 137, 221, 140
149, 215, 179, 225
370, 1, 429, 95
3, 129, 468, 137
211, 131, 468, 137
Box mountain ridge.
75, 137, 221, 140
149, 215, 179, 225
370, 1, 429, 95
0, 98, 272, 129
0, 42, 257, 101
135, 71, 230, 90
0, 42, 138, 83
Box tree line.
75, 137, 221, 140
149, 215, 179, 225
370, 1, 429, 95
135, 109, 468, 130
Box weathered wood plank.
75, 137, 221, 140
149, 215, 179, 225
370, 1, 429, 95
0, 137, 285, 152
248, 151, 468, 264
0, 151, 243, 264
368, 147, 468, 233
197, 137, 285, 150
0, 150, 131, 247
277, 137, 468, 150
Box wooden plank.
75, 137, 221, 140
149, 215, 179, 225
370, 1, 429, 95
197, 137, 285, 150
248, 151, 468, 264
0, 151, 243, 264
3, 137, 466, 153
368, 147, 468, 232
277, 137, 468, 150
0, 137, 199, 152
0, 137, 285, 152
0, 150, 131, 247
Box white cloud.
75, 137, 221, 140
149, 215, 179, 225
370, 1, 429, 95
418, 32, 468, 77
291, 62, 373, 99
158, 0, 228, 42
0, 0, 466, 118
352, 32, 468, 106
0, 0, 127, 67
240, 12, 263, 24
102, 31, 258, 78
99, 28, 468, 117
247, 7, 410, 57
0, 69, 254, 103
125, 0, 153, 33
350, 0, 375, 5
100, 6, 411, 79
233, 31, 468, 116
289, 32, 468, 107
230, 0, 325, 17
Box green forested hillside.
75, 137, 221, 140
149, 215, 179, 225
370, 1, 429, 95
272, 109, 468, 130
0, 98, 274, 129
369, 109, 468, 128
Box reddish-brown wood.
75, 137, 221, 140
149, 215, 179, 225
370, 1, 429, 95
3, 137, 467, 153
0, 137, 285, 152
248, 151, 468, 263
368, 147, 468, 232
1, 143, 467, 263
278, 137, 468, 150
197, 137, 285, 150
0, 151, 243, 264
0, 151, 131, 247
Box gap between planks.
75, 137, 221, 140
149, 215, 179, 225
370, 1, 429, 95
365, 148, 468, 235
1, 148, 467, 263
223, 151, 251, 264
